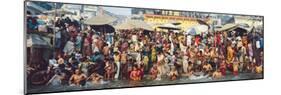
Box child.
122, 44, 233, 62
150, 64, 158, 80
212, 69, 222, 79
167, 65, 179, 80
219, 60, 227, 76
203, 62, 212, 75
130, 66, 140, 81
104, 61, 113, 80
255, 64, 263, 74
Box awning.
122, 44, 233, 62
27, 34, 51, 48
43, 8, 75, 15
158, 23, 181, 30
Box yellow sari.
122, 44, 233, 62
227, 46, 234, 63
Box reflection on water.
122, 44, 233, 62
28, 73, 262, 93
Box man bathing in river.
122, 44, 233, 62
69, 69, 87, 86
88, 72, 103, 84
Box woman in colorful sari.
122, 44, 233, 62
151, 45, 157, 63
227, 45, 234, 63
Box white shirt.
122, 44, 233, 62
132, 35, 138, 42
186, 35, 192, 46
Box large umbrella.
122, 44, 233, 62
84, 14, 117, 33
158, 23, 181, 30
115, 19, 153, 31
239, 23, 250, 28
238, 23, 253, 32
185, 25, 209, 35
233, 27, 249, 36
216, 23, 238, 32
91, 24, 115, 33
185, 28, 197, 35
83, 14, 117, 25
170, 20, 181, 25
43, 8, 74, 15
197, 19, 210, 29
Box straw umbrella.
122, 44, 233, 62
170, 20, 181, 25
115, 19, 153, 31
83, 14, 117, 25
83, 14, 117, 33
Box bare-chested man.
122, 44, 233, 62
120, 51, 128, 79
102, 43, 110, 56
233, 58, 239, 76
57, 55, 64, 65
69, 69, 87, 86
96, 37, 104, 51
212, 69, 222, 79
157, 52, 165, 76
104, 61, 114, 80
88, 72, 103, 84
203, 62, 212, 75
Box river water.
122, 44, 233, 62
27, 72, 263, 94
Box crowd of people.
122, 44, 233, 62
27, 14, 263, 87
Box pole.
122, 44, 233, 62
213, 20, 216, 48
53, 3, 57, 56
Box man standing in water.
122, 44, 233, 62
120, 51, 128, 79
114, 52, 121, 79
212, 69, 222, 79
233, 58, 240, 76
69, 69, 87, 86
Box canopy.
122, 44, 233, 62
216, 23, 238, 32
27, 34, 51, 48
221, 15, 235, 25
115, 19, 153, 31
84, 14, 117, 25
185, 25, 209, 35
43, 8, 74, 15
239, 23, 250, 28
158, 23, 181, 30
238, 23, 253, 32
